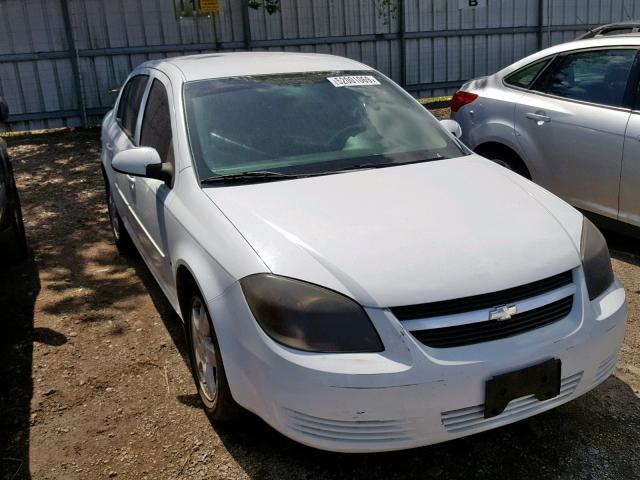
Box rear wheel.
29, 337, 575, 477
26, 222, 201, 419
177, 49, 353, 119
105, 181, 134, 254
187, 292, 240, 421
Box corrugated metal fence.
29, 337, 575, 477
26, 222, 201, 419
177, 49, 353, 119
1, 0, 639, 132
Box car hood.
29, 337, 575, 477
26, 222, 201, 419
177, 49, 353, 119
204, 155, 582, 308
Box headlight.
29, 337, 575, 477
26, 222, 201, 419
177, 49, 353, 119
580, 218, 614, 300
240, 274, 383, 353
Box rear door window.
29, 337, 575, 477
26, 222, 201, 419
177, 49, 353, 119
532, 49, 637, 108
116, 75, 149, 139
505, 60, 550, 89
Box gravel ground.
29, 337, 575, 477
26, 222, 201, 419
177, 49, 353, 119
1, 126, 639, 480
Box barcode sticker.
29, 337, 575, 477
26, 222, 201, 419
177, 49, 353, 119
327, 75, 380, 87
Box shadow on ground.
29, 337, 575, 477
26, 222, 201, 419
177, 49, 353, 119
0, 253, 44, 480
208, 374, 639, 479
605, 229, 640, 267
0, 129, 159, 479
1, 128, 639, 479
80, 143, 640, 479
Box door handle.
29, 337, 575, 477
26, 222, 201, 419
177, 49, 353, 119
525, 112, 551, 124
105, 143, 114, 152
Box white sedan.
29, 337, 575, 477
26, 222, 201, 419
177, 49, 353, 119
101, 52, 627, 453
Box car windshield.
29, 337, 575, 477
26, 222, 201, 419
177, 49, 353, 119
183, 70, 467, 180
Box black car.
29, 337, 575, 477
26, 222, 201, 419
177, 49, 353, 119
576, 21, 640, 39
0, 97, 27, 265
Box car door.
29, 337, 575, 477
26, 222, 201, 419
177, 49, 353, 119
107, 73, 150, 238
514, 48, 637, 220
619, 83, 640, 227
133, 73, 176, 294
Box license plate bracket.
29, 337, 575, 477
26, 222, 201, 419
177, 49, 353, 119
484, 358, 561, 419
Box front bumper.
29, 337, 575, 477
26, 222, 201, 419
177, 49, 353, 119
209, 275, 627, 453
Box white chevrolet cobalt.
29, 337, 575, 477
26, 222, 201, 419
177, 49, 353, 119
101, 52, 627, 453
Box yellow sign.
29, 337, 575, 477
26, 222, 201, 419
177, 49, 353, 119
200, 0, 220, 13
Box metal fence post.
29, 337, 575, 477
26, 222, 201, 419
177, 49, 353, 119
60, 0, 88, 128
537, 0, 544, 50
399, 0, 406, 88
241, 0, 252, 50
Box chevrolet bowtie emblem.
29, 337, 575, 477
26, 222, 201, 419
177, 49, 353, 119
489, 304, 518, 321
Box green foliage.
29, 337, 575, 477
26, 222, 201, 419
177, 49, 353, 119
374, 0, 399, 22
248, 0, 400, 21
247, 0, 281, 15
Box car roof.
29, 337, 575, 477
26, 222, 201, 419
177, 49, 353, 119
139, 52, 372, 82
498, 34, 640, 76
577, 21, 640, 38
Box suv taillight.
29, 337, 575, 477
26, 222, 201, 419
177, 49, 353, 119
451, 91, 478, 113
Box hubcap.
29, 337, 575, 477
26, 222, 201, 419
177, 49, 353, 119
491, 158, 513, 170
190, 297, 217, 402
107, 189, 120, 239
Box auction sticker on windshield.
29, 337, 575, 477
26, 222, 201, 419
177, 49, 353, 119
327, 75, 381, 87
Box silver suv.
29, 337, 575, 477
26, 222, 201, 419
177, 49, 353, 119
451, 35, 640, 230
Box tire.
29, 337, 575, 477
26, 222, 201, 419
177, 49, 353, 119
0, 186, 27, 265
486, 151, 530, 179
105, 180, 134, 254
186, 291, 240, 421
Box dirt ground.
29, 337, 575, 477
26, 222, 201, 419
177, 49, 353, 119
1, 127, 639, 480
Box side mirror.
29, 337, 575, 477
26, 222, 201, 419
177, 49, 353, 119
0, 98, 9, 123
440, 119, 462, 139
112, 147, 172, 184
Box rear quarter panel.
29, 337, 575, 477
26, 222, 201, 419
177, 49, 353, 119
453, 78, 535, 177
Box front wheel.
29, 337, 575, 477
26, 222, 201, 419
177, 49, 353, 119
187, 292, 240, 421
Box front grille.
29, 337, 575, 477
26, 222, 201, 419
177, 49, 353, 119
390, 271, 573, 321
411, 295, 573, 348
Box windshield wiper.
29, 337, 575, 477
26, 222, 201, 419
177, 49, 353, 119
330, 154, 446, 174
200, 170, 301, 185
201, 154, 447, 184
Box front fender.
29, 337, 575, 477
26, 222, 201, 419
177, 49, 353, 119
168, 178, 270, 320
172, 245, 237, 321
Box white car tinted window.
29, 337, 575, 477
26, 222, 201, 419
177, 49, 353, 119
184, 71, 467, 178
140, 79, 174, 169
116, 75, 148, 139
